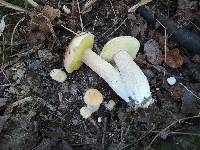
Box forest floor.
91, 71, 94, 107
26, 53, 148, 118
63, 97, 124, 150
0, 0, 200, 150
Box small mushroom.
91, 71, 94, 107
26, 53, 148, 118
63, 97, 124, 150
80, 106, 92, 119
64, 32, 130, 102
84, 89, 103, 112
50, 69, 67, 82
101, 36, 153, 108
104, 100, 116, 111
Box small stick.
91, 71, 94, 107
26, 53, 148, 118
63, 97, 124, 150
179, 83, 200, 100
147, 115, 200, 149
76, 0, 84, 32
0, 0, 34, 15
108, 17, 128, 37
61, 25, 78, 35
108, 0, 116, 17
10, 17, 25, 54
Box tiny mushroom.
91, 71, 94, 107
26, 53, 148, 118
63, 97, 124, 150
64, 32, 130, 101
101, 36, 153, 108
105, 100, 116, 111
84, 89, 103, 112
50, 69, 67, 82
80, 107, 92, 119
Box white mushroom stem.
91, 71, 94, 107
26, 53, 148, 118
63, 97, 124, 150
87, 104, 100, 113
82, 49, 130, 102
113, 51, 153, 107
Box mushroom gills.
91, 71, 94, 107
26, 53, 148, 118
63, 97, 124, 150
82, 49, 131, 102
113, 51, 153, 107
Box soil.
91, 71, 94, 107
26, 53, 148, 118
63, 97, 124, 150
0, 0, 200, 150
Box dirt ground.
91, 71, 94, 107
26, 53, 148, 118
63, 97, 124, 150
0, 0, 200, 150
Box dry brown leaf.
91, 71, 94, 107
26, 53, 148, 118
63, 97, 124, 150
41, 5, 61, 22
30, 5, 60, 33
166, 48, 183, 68
30, 16, 52, 32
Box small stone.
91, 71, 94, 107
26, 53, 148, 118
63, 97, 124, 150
167, 77, 176, 85
97, 117, 102, 123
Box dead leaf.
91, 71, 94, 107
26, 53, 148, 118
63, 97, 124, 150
30, 5, 60, 33
166, 48, 183, 68
144, 39, 163, 65
128, 14, 147, 37
30, 16, 52, 32
41, 5, 61, 22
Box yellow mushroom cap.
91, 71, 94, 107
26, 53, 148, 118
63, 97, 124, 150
84, 89, 103, 106
64, 32, 94, 73
101, 36, 140, 62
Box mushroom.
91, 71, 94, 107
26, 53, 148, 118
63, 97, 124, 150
84, 89, 103, 112
50, 69, 67, 82
101, 36, 153, 108
80, 106, 93, 119
64, 32, 130, 102
104, 100, 116, 111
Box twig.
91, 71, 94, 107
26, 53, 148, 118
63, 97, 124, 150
115, 117, 135, 150
61, 25, 78, 35
82, 0, 98, 14
128, 0, 152, 13
10, 17, 25, 54
156, 19, 167, 83
146, 115, 200, 149
0, 40, 25, 46
76, 0, 84, 32
142, 130, 200, 137
179, 83, 200, 100
1, 34, 5, 62
121, 126, 155, 149
108, 0, 116, 17
108, 17, 128, 37
0, 0, 34, 15
156, 19, 167, 63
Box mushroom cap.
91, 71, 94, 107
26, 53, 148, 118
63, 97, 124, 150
50, 69, 67, 82
80, 107, 92, 119
64, 32, 94, 73
84, 89, 103, 106
101, 36, 140, 62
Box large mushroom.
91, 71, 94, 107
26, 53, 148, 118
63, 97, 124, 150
64, 32, 130, 102
101, 36, 153, 108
